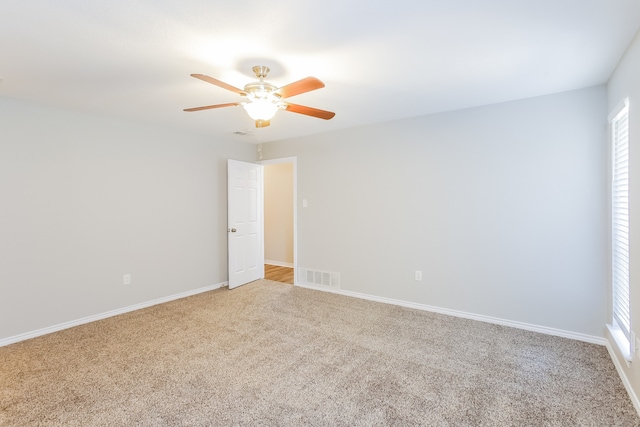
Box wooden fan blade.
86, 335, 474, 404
191, 74, 246, 96
183, 102, 241, 112
275, 77, 324, 99
283, 103, 335, 120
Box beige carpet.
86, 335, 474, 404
1, 279, 638, 426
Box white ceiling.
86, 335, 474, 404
1, 1, 639, 143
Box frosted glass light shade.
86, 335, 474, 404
243, 99, 279, 120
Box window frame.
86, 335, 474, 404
608, 97, 632, 361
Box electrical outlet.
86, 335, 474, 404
123, 274, 131, 285
415, 270, 422, 281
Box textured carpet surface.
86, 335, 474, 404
1, 279, 638, 426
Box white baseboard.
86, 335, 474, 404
264, 260, 294, 268
0, 281, 228, 347
606, 340, 640, 417
295, 283, 606, 346
3, 278, 605, 348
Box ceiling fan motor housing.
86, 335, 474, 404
244, 81, 279, 100
245, 66, 280, 101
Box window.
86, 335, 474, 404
610, 98, 630, 356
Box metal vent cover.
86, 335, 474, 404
298, 268, 341, 289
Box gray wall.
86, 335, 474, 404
607, 28, 640, 405
0, 98, 255, 340
262, 86, 608, 337
0, 85, 610, 343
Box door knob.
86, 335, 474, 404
228, 228, 237, 233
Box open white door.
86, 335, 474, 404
228, 159, 264, 289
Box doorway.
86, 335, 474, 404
261, 157, 297, 284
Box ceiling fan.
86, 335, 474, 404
184, 66, 336, 128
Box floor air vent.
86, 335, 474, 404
298, 268, 341, 289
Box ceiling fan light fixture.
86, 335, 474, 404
243, 98, 280, 121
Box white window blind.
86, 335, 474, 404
611, 99, 630, 340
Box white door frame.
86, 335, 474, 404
260, 156, 298, 285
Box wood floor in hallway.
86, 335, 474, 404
264, 264, 294, 284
